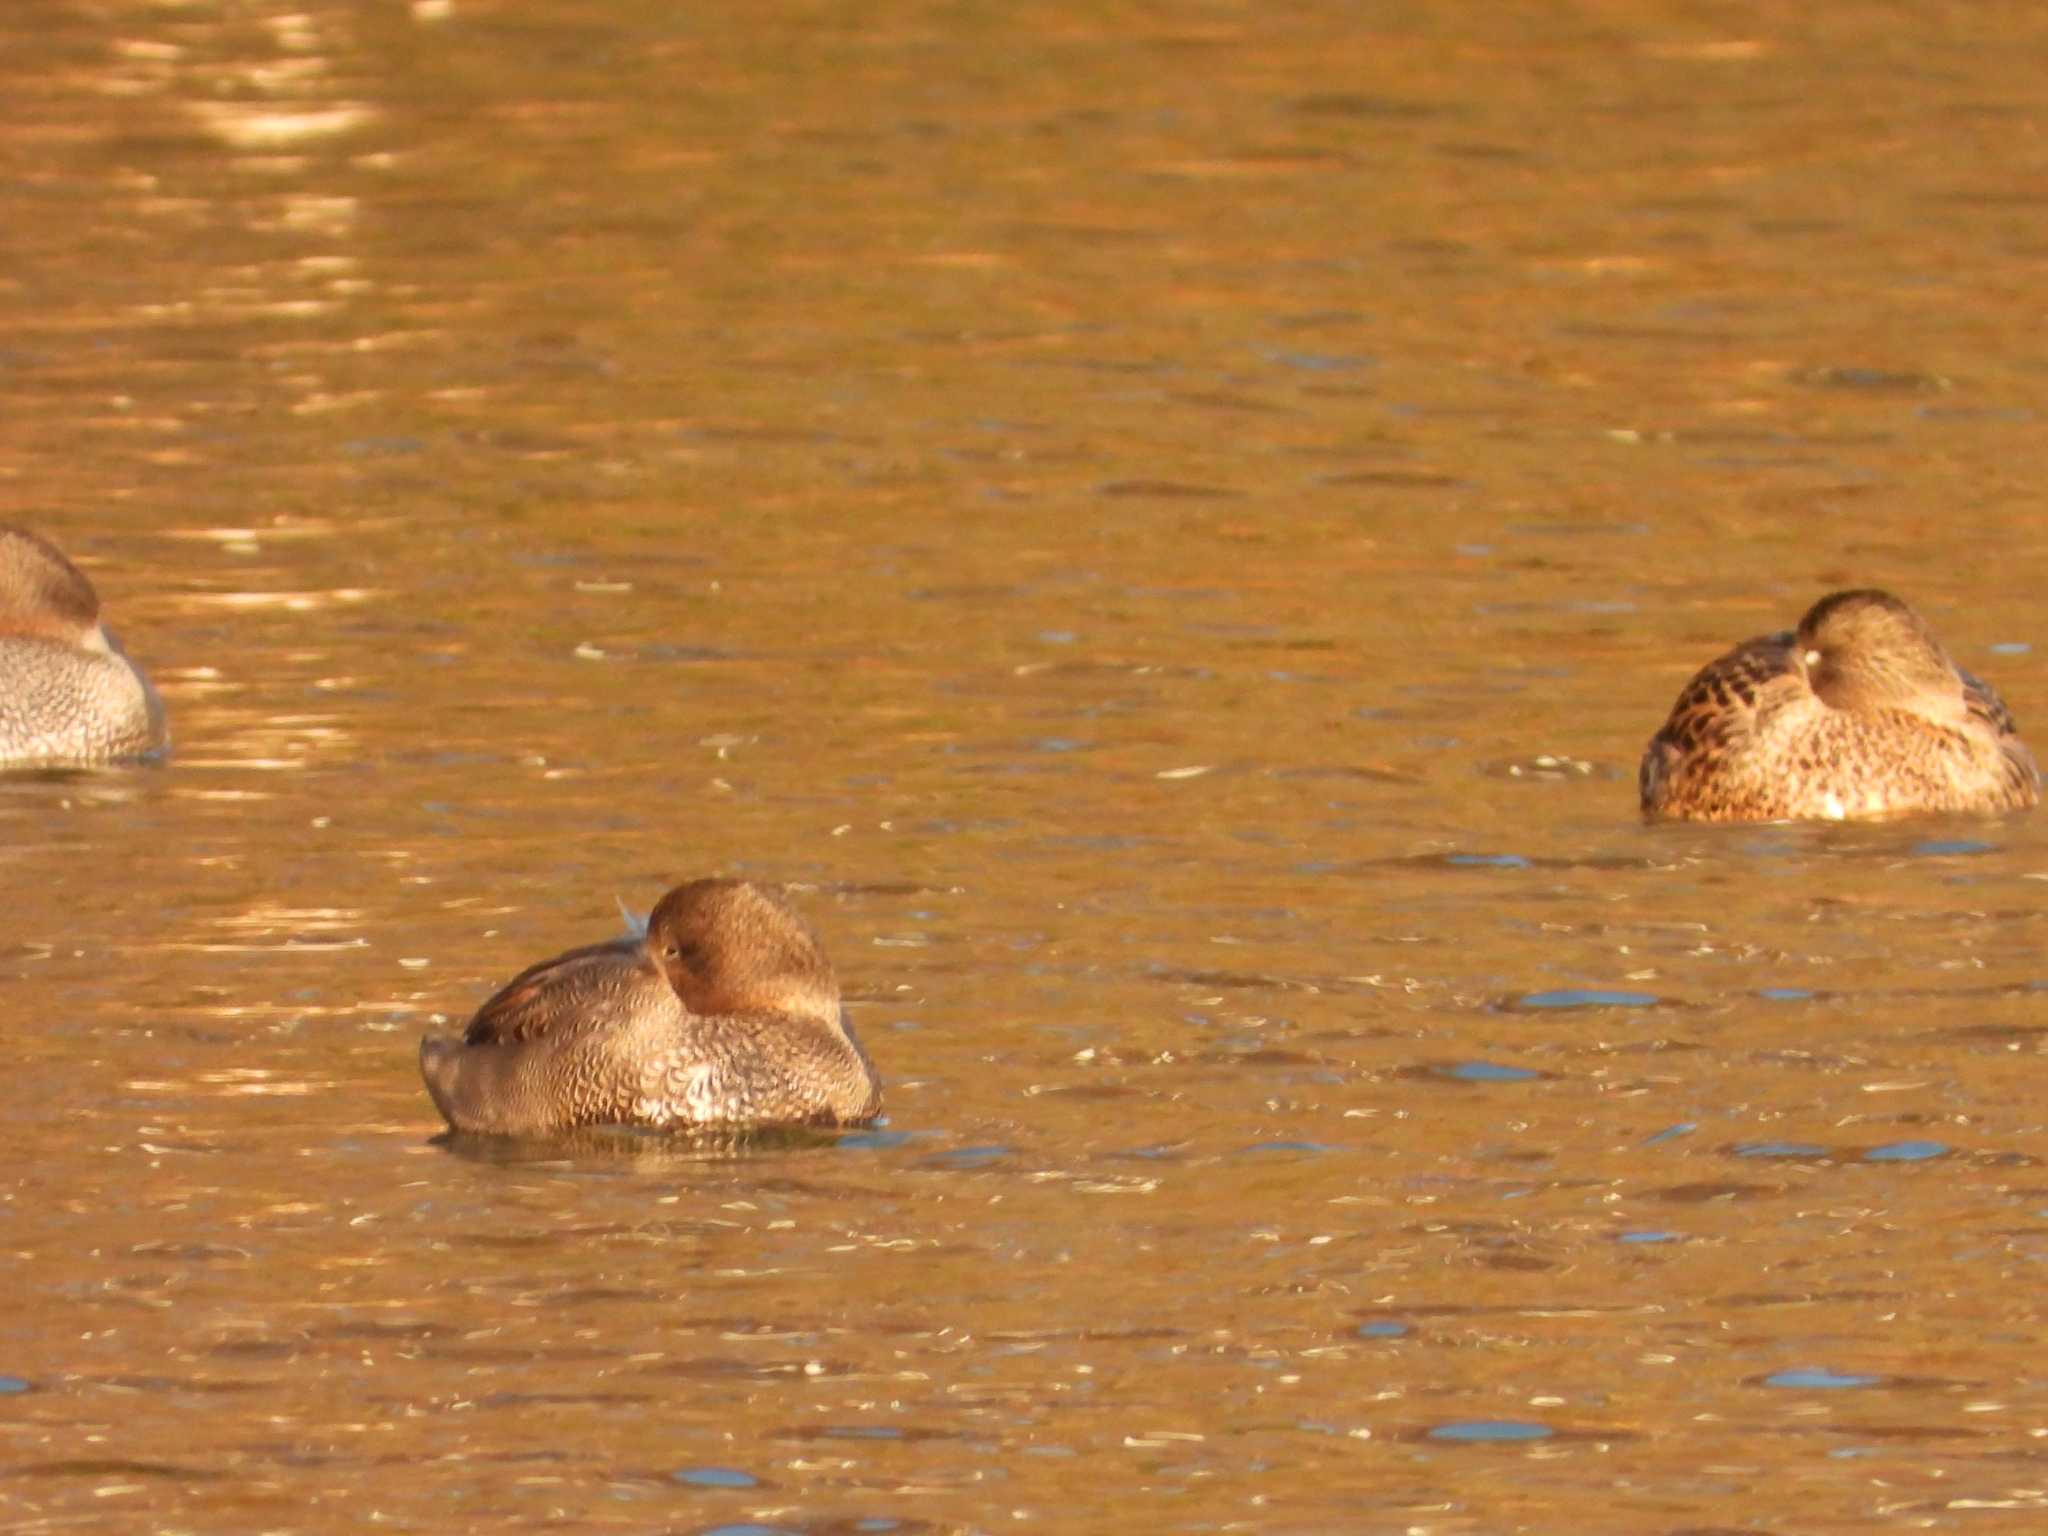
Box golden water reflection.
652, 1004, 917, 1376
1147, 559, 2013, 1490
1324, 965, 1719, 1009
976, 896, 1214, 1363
3, 0, 2048, 1531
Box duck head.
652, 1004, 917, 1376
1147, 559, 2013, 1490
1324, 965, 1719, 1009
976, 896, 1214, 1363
644, 878, 841, 1027
0, 526, 108, 648
1796, 589, 1960, 715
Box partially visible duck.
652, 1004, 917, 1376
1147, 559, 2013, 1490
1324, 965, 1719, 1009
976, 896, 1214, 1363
0, 526, 165, 767
419, 878, 882, 1137
1640, 588, 2038, 822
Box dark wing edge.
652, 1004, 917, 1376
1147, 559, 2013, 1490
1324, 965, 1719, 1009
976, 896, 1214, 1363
461, 937, 646, 1046
1960, 666, 2022, 738
1960, 666, 2042, 802
1639, 631, 1797, 806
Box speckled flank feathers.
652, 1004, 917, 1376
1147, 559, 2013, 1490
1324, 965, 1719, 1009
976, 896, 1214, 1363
418, 878, 882, 1136
1640, 589, 2039, 823
0, 526, 166, 768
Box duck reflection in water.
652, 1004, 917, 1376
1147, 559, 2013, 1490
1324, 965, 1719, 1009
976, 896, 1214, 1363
1641, 589, 2038, 822
420, 878, 882, 1137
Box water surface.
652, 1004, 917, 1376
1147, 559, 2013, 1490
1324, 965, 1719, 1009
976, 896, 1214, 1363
6, 2, 2048, 1530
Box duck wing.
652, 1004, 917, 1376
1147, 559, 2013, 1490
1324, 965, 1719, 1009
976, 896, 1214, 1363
1961, 665, 2041, 802
1648, 630, 1798, 757
462, 936, 651, 1046
1960, 666, 2022, 738
1639, 630, 1805, 812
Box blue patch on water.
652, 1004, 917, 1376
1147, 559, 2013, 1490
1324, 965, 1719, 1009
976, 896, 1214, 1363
1516, 988, 1661, 1009
1036, 631, 1077, 646
1244, 1140, 1335, 1155
823, 1426, 903, 1441
702, 1526, 800, 1536
1618, 1230, 1680, 1245
1642, 1122, 1696, 1146
1864, 1140, 1948, 1163
1446, 853, 1531, 868
0, 1377, 28, 1394
926, 1145, 1010, 1169
1764, 1368, 1879, 1390
837, 1129, 917, 1151
1912, 839, 1993, 857
1991, 642, 2032, 655
1445, 1061, 1539, 1083
1033, 738, 1088, 753
854, 1522, 903, 1532
1915, 405, 2035, 424
672, 1467, 759, 1489
1357, 1320, 1410, 1338
1427, 1419, 1551, 1443
1735, 1141, 1829, 1160
1756, 987, 1813, 1001
1812, 367, 1929, 391
1266, 349, 1370, 373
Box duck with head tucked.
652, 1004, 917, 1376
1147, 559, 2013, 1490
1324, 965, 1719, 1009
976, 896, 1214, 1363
0, 526, 166, 768
419, 878, 882, 1137
1640, 589, 2039, 822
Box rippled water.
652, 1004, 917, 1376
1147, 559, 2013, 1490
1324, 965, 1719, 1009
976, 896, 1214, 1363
6, 2, 2048, 1530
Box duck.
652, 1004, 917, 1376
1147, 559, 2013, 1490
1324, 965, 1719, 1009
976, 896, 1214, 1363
0, 525, 166, 767
419, 878, 882, 1136
1640, 588, 2039, 822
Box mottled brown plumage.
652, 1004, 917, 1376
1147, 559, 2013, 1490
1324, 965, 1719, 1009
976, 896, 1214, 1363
418, 879, 882, 1137
0, 526, 165, 768
1640, 589, 2038, 822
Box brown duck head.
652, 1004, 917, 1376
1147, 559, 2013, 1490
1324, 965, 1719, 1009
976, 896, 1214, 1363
644, 878, 841, 1027
1795, 589, 1961, 716
0, 526, 106, 647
